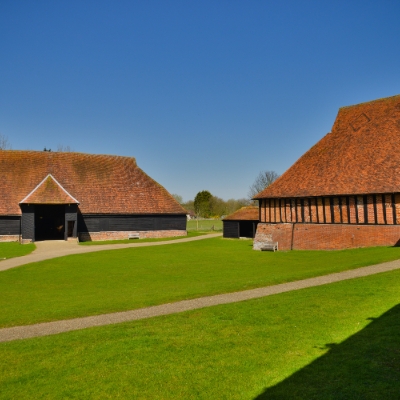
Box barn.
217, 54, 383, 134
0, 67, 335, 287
0, 151, 187, 242
253, 94, 400, 250
223, 206, 259, 238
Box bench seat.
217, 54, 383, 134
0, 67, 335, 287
260, 242, 278, 252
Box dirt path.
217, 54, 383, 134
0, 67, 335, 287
1, 257, 400, 343
0, 233, 222, 272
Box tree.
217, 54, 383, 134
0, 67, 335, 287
172, 194, 183, 204
57, 144, 73, 152
194, 190, 212, 218
209, 195, 227, 217
0, 133, 11, 150
225, 198, 251, 215
248, 170, 279, 199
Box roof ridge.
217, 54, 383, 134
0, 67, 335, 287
0, 149, 136, 164
339, 94, 400, 110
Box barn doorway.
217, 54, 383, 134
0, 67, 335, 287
35, 205, 65, 241
239, 221, 257, 238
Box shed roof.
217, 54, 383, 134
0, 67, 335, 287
223, 206, 259, 221
0, 151, 186, 215
254, 94, 400, 199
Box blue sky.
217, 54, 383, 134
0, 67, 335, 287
1, 1, 400, 201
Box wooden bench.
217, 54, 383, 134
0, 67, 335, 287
128, 234, 140, 239
260, 242, 278, 252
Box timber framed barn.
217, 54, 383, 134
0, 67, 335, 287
253, 94, 400, 250
0, 151, 187, 243
223, 206, 259, 239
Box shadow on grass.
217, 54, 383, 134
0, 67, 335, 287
255, 304, 400, 399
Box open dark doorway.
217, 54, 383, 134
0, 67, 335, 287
35, 205, 65, 241
239, 221, 256, 238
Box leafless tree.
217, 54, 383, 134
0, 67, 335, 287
0, 134, 11, 150
57, 144, 73, 152
248, 170, 279, 199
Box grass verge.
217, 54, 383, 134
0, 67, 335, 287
79, 231, 208, 245
187, 219, 222, 231
1, 238, 400, 327
1, 269, 399, 399
0, 242, 35, 260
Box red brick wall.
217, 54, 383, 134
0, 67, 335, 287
253, 223, 293, 250
349, 196, 357, 223
385, 194, 394, 224
317, 198, 324, 223
341, 197, 348, 223
260, 199, 265, 222
254, 223, 400, 250
310, 198, 317, 223
0, 235, 20, 242
395, 194, 400, 224
79, 230, 187, 242
376, 195, 385, 224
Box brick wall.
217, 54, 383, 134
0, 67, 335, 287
78, 230, 187, 242
253, 223, 293, 250
254, 223, 400, 250
0, 235, 20, 242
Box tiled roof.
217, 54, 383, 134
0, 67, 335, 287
223, 206, 259, 221
20, 174, 79, 204
254, 94, 400, 199
0, 151, 187, 215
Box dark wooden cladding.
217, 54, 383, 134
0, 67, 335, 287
65, 204, 78, 238
78, 214, 187, 233
21, 204, 35, 240
0, 216, 20, 235
223, 221, 239, 238
258, 194, 400, 226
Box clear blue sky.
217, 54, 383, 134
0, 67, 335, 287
1, 1, 400, 201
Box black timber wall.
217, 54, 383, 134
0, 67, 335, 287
20, 204, 35, 240
78, 214, 187, 233
223, 221, 239, 238
65, 204, 78, 239
0, 216, 21, 235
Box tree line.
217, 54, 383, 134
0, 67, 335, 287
173, 170, 279, 219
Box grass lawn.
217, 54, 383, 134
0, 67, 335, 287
1, 269, 399, 399
1, 238, 400, 328
0, 242, 35, 260
79, 230, 208, 246
187, 219, 222, 231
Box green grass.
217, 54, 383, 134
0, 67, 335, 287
1, 269, 399, 399
1, 238, 400, 328
0, 242, 35, 260
79, 230, 208, 245
187, 219, 222, 231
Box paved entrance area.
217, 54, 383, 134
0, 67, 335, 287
0, 233, 222, 272
1, 256, 400, 343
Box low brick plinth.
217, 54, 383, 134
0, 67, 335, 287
254, 223, 400, 250
78, 230, 187, 242
0, 235, 20, 243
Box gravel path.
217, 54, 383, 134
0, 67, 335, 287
0, 233, 222, 272
1, 257, 400, 343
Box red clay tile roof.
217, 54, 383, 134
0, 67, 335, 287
223, 206, 259, 221
254, 94, 400, 199
0, 151, 187, 216
20, 174, 79, 205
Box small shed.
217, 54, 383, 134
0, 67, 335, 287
223, 206, 259, 238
